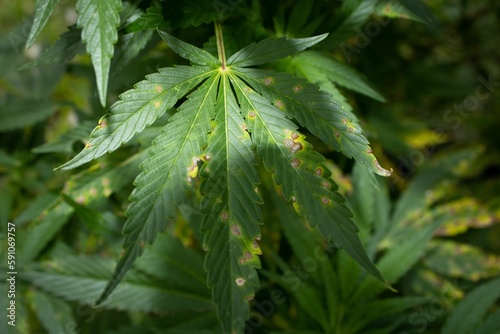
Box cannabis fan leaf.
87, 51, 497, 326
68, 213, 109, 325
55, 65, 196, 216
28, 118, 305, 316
58, 27, 390, 333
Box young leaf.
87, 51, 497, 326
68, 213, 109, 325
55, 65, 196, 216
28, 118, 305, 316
56, 66, 212, 170
96, 73, 220, 305
26, 0, 60, 48
76, 0, 122, 106
229, 74, 386, 286
200, 75, 263, 333
227, 34, 328, 68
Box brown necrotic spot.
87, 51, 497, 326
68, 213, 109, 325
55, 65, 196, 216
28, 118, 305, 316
231, 224, 242, 236
347, 127, 354, 133
366, 148, 373, 154
221, 211, 229, 220
290, 142, 303, 154
335, 131, 341, 138
291, 158, 301, 168
154, 101, 161, 108
240, 251, 253, 264
236, 278, 246, 286
284, 139, 294, 148
314, 168, 323, 176
274, 99, 284, 109
263, 76, 273, 86
293, 85, 303, 93
85, 142, 92, 149
98, 119, 107, 128
321, 197, 331, 205
203, 154, 211, 161
342, 119, 348, 124
291, 132, 299, 140
155, 85, 163, 93
248, 111, 256, 118
322, 181, 330, 189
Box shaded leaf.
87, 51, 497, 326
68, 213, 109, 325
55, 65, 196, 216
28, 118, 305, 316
0, 100, 56, 132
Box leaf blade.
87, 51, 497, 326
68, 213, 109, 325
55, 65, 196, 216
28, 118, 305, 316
57, 66, 213, 170
201, 74, 262, 333
227, 34, 328, 68
76, 0, 122, 106
96, 73, 220, 305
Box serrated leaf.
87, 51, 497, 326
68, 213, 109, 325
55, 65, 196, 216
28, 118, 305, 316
31, 290, 75, 334
227, 34, 328, 68
26, 0, 60, 48
293, 51, 385, 102
158, 30, 220, 66
96, 73, 219, 305
230, 73, 386, 287
76, 0, 122, 106
442, 276, 500, 334
23, 265, 213, 313
398, 0, 439, 27
234, 68, 391, 176
20, 25, 85, 70
57, 66, 212, 170
200, 75, 262, 333
0, 100, 56, 132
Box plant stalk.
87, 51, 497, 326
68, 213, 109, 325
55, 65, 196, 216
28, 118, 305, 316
214, 22, 226, 70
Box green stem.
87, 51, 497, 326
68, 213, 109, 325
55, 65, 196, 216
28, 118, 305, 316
214, 22, 226, 70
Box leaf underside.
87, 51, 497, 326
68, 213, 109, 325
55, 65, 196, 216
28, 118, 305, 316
60, 31, 388, 331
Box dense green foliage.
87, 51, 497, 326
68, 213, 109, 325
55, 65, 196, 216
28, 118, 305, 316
1, 0, 499, 333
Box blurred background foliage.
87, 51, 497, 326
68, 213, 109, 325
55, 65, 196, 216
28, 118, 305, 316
0, 0, 499, 333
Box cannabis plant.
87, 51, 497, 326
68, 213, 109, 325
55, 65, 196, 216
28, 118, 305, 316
4, 0, 498, 333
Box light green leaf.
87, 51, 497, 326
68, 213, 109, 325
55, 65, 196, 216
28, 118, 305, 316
159, 31, 220, 66
227, 34, 328, 68
293, 51, 385, 102
230, 73, 386, 287
57, 66, 212, 170
124, 0, 164, 33
76, 0, 122, 106
200, 74, 262, 333
442, 277, 500, 334
96, 73, 220, 305
235, 68, 391, 176
26, 0, 60, 48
